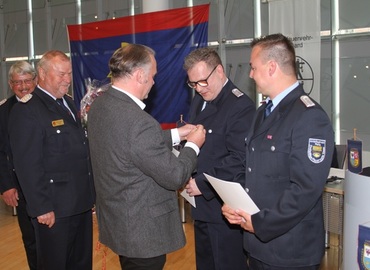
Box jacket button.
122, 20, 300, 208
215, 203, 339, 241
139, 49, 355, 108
271, 146, 275, 151
248, 167, 252, 172
208, 129, 212, 133
50, 179, 54, 183
245, 188, 249, 192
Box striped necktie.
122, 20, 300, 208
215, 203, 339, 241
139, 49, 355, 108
264, 100, 273, 118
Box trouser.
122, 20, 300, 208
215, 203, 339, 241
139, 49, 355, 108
17, 195, 37, 270
32, 210, 93, 270
119, 254, 166, 270
194, 220, 248, 270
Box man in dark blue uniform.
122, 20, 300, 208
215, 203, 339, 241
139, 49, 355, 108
8, 50, 95, 270
184, 47, 255, 270
0, 61, 37, 270
222, 33, 334, 270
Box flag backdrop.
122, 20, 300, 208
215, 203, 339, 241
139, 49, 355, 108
67, 4, 209, 128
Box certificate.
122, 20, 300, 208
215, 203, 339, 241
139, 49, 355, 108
180, 189, 196, 208
204, 173, 259, 214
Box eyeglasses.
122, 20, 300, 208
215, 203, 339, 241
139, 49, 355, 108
187, 65, 217, 88
11, 76, 36, 86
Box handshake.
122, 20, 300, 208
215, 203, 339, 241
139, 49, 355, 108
178, 124, 206, 149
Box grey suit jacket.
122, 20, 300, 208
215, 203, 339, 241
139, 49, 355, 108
88, 86, 197, 258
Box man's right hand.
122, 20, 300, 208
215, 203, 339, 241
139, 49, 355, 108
186, 124, 206, 148
37, 211, 56, 228
1, 188, 19, 207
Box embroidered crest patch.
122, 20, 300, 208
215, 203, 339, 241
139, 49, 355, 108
307, 138, 326, 163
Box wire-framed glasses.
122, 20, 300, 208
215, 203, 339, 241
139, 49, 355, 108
11, 76, 36, 86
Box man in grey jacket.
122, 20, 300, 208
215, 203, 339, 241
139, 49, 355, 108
88, 44, 206, 270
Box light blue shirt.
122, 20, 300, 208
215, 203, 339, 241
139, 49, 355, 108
266, 81, 299, 113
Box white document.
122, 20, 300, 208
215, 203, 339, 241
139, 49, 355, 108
172, 147, 196, 207
204, 173, 260, 215
180, 189, 196, 208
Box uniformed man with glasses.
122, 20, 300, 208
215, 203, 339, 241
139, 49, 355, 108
183, 47, 256, 270
0, 61, 38, 270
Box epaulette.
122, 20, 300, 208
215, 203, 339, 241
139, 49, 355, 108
232, 88, 244, 98
19, 94, 33, 103
0, 98, 7, 106
300, 95, 315, 108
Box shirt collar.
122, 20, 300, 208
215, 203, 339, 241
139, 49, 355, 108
112, 85, 146, 110
267, 81, 299, 112
37, 85, 58, 100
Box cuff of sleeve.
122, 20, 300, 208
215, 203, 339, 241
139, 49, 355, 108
171, 128, 181, 146
184, 142, 200, 156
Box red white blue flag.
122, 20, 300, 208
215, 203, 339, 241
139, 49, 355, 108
67, 4, 209, 128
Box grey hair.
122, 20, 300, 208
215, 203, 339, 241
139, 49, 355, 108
8, 61, 36, 80
109, 44, 155, 80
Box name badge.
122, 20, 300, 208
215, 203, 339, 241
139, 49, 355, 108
52, 119, 64, 127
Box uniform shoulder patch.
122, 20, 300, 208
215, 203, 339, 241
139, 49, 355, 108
232, 88, 244, 98
0, 98, 7, 106
308, 138, 326, 163
19, 94, 33, 103
300, 95, 315, 108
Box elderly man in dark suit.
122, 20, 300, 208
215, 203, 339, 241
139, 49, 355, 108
222, 33, 334, 270
0, 61, 37, 270
183, 47, 255, 270
8, 50, 95, 270
87, 44, 206, 270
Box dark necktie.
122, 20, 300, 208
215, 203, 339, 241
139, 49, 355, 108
264, 100, 273, 119
56, 98, 73, 119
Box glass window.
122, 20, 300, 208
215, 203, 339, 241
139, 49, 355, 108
339, 36, 370, 150
339, 0, 370, 29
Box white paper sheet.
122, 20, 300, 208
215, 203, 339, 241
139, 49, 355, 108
180, 189, 196, 208
204, 173, 259, 214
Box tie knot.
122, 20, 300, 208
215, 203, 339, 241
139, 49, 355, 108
264, 100, 273, 118
56, 98, 74, 120
56, 98, 64, 105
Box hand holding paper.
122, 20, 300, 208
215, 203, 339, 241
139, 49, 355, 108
222, 204, 255, 232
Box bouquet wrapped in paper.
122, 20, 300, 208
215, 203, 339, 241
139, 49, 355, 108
80, 78, 110, 127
